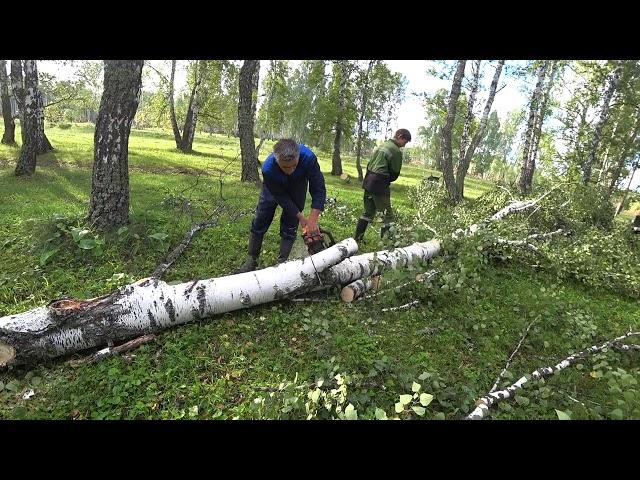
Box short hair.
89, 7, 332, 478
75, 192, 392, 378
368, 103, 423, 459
394, 129, 412, 141
273, 139, 300, 162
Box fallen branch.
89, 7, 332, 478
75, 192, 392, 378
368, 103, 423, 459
489, 318, 537, 393
466, 330, 640, 420
70, 334, 157, 365
382, 300, 419, 312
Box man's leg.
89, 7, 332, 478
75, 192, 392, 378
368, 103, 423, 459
278, 194, 304, 263
355, 191, 376, 242
373, 192, 395, 239
236, 188, 276, 273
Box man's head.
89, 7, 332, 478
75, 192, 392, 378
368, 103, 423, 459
393, 128, 412, 147
273, 139, 300, 175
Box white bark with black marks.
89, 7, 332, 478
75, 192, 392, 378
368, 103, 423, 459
518, 61, 548, 194
14, 60, 39, 176
355, 60, 377, 181
88, 60, 143, 230
441, 61, 467, 202
458, 60, 481, 171
583, 61, 624, 184
456, 60, 505, 199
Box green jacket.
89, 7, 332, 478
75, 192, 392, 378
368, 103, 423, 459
366, 139, 403, 182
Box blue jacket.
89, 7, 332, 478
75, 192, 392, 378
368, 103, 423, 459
261, 144, 326, 218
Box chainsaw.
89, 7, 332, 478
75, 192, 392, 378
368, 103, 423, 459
302, 227, 336, 255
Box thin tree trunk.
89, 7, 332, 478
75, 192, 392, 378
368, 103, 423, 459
168, 60, 183, 148
529, 61, 560, 180
355, 60, 377, 182
239, 60, 261, 184
14, 61, 39, 176
36, 88, 53, 154
582, 61, 624, 184
458, 60, 481, 170
88, 60, 143, 230
518, 61, 549, 194
441, 60, 467, 202
608, 113, 640, 195
331, 61, 350, 176
456, 60, 505, 198
598, 119, 620, 184
0, 60, 16, 145
180, 61, 203, 153
614, 162, 638, 216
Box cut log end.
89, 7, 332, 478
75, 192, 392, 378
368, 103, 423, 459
340, 287, 356, 303
0, 342, 16, 368
371, 275, 382, 291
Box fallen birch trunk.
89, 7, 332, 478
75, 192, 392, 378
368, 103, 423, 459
466, 330, 640, 420
0, 239, 357, 367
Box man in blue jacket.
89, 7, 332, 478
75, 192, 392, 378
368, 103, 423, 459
236, 138, 326, 273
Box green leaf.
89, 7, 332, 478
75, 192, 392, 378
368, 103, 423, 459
555, 409, 570, 420
418, 372, 431, 381
39, 247, 60, 266
344, 403, 357, 420
433, 412, 446, 420
149, 232, 169, 241
609, 408, 624, 420
117, 226, 129, 236
311, 389, 321, 403
395, 402, 404, 413
515, 395, 530, 406
419, 393, 434, 407
412, 382, 421, 393
78, 239, 97, 250
375, 408, 388, 420
399, 394, 413, 405
411, 406, 426, 417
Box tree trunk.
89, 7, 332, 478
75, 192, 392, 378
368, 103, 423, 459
582, 61, 623, 184
441, 61, 467, 202
0, 60, 16, 145
239, 60, 261, 184
168, 60, 183, 149
614, 162, 638, 216
518, 61, 549, 194
355, 60, 377, 182
597, 118, 620, 184
331, 61, 350, 176
458, 60, 481, 170
88, 60, 143, 230
14, 61, 39, 176
0, 240, 357, 367
456, 60, 505, 198
529, 61, 560, 180
180, 61, 203, 153
36, 88, 53, 154
608, 113, 640, 195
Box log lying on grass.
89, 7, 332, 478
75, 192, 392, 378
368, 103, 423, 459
340, 276, 382, 302
0, 239, 357, 367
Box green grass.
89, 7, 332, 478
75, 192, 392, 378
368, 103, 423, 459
0, 124, 638, 420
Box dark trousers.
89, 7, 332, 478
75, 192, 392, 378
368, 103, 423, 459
360, 189, 395, 227
251, 186, 304, 240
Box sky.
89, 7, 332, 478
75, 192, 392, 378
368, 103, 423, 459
36, 60, 639, 190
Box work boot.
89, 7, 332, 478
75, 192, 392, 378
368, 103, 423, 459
380, 223, 393, 239
277, 236, 296, 264
235, 232, 263, 273
354, 218, 369, 242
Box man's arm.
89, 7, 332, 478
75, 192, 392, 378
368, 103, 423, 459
388, 150, 403, 182
305, 154, 326, 235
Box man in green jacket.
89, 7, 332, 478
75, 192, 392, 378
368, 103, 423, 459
354, 128, 411, 241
